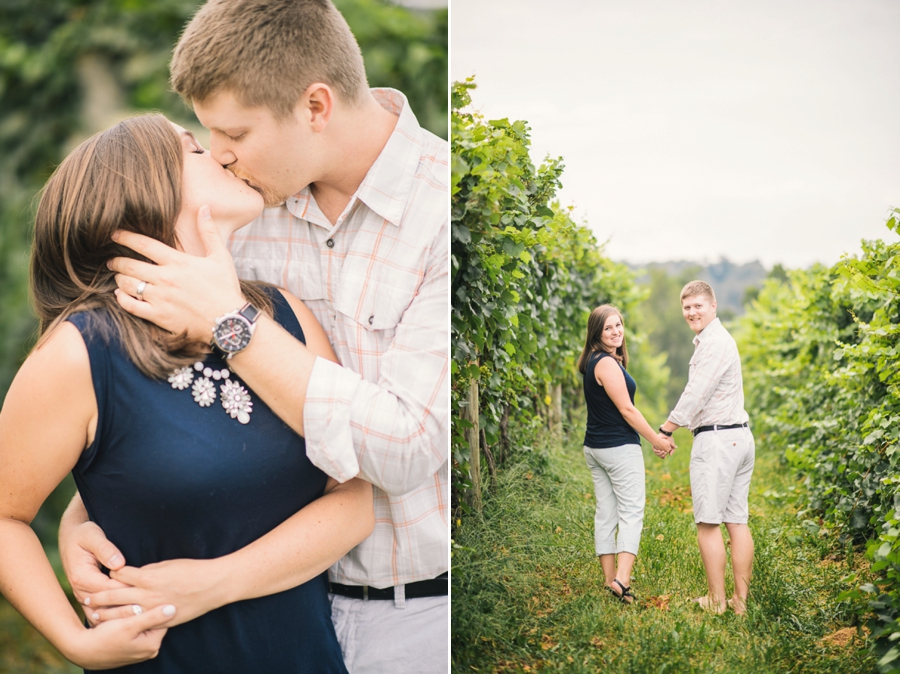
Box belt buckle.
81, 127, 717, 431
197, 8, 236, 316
363, 585, 369, 601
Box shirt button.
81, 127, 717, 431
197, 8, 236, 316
368, 315, 374, 325
326, 238, 335, 248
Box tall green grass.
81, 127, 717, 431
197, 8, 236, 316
452, 428, 876, 673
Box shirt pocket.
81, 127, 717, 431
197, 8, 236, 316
334, 271, 416, 332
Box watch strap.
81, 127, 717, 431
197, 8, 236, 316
238, 302, 261, 325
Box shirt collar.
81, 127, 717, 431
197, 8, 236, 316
285, 88, 422, 228
355, 88, 421, 227
693, 316, 722, 346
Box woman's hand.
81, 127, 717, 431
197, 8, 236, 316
85, 558, 228, 628
62, 604, 176, 670
110, 206, 244, 343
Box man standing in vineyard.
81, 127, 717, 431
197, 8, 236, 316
657, 281, 754, 615
56, 0, 449, 671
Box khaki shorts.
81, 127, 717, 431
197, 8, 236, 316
690, 427, 755, 524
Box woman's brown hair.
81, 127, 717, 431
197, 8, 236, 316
576, 304, 629, 374
30, 113, 272, 379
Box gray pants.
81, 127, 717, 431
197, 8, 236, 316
330, 592, 448, 673
584, 444, 646, 556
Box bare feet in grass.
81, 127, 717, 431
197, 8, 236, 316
727, 596, 747, 615
692, 595, 726, 614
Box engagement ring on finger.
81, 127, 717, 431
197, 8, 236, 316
136, 280, 148, 301
132, 604, 143, 615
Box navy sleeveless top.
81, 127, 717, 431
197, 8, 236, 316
68, 287, 347, 674
582, 351, 640, 449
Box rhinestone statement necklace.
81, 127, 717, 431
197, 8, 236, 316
168, 361, 254, 424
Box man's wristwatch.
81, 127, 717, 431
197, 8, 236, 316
211, 302, 261, 359
658, 427, 673, 437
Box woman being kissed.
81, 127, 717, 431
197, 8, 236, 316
0, 114, 372, 673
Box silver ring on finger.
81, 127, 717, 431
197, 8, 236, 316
132, 604, 143, 615
135, 280, 148, 302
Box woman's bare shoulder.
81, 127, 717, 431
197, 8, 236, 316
9, 321, 95, 407
30, 320, 92, 371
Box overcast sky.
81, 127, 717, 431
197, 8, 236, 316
451, 0, 900, 269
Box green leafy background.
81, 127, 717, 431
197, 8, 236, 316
735, 214, 900, 671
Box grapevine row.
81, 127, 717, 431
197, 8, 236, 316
735, 214, 900, 670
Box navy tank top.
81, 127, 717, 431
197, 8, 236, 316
582, 351, 640, 449
68, 287, 347, 674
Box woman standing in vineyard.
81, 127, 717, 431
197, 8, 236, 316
577, 305, 673, 604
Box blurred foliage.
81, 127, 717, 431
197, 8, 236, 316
451, 78, 668, 513
634, 265, 702, 411
734, 211, 900, 672
341, 0, 447, 138
1, 596, 79, 673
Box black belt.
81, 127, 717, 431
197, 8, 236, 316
693, 422, 749, 436
329, 572, 448, 600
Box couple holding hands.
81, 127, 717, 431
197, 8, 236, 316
579, 281, 755, 614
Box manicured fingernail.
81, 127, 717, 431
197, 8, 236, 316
83, 597, 91, 606
199, 205, 211, 221
91, 612, 100, 621
132, 604, 143, 615
108, 553, 124, 567
163, 605, 176, 617
111, 231, 120, 241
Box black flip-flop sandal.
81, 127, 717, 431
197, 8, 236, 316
608, 579, 636, 604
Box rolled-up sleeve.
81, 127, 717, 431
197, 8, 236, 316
303, 243, 449, 495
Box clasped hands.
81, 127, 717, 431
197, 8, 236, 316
63, 520, 225, 629
652, 432, 676, 459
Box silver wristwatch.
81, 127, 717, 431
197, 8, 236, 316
211, 302, 261, 359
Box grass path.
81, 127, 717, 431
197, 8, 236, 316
452, 427, 877, 673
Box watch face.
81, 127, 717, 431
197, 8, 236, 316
213, 316, 252, 353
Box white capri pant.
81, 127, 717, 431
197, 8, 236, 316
583, 443, 645, 556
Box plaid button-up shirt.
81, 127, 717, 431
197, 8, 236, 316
668, 318, 750, 431
228, 89, 448, 588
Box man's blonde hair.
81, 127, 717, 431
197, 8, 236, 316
680, 280, 716, 303
170, 0, 368, 118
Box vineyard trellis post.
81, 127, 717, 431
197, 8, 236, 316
464, 378, 482, 511
550, 382, 563, 435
